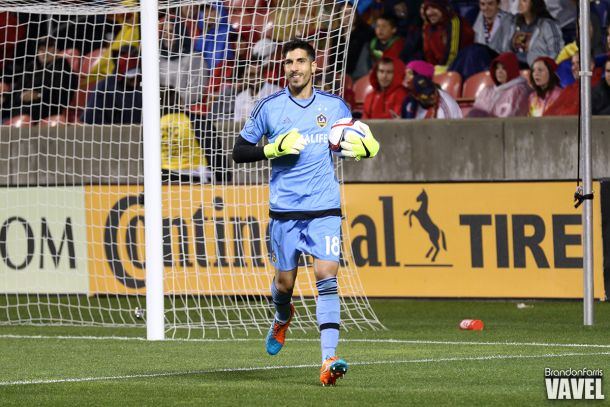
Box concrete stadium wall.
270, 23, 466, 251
343, 117, 610, 182
1, 117, 609, 185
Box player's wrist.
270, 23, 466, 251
264, 143, 277, 159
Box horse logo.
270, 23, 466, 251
404, 189, 447, 262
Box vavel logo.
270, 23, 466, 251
545, 368, 604, 400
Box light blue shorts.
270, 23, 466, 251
268, 216, 342, 271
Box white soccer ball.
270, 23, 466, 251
328, 117, 366, 152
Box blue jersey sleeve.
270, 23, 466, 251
239, 100, 267, 144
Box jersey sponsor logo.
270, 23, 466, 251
303, 133, 329, 144
316, 113, 328, 128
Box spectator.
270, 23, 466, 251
160, 89, 211, 184
472, 0, 513, 53
83, 12, 140, 87
403, 59, 434, 90
421, 0, 474, 73
505, 0, 563, 67
53, 14, 116, 55
449, 0, 514, 80
158, 15, 206, 106
399, 60, 434, 120
402, 74, 462, 118
81, 54, 142, 124
545, 53, 602, 116
1, 37, 78, 121
385, 0, 424, 64
206, 38, 279, 119
193, 2, 233, 70
233, 61, 282, 122
468, 52, 531, 117
363, 57, 407, 119
499, 0, 518, 14
527, 56, 562, 117
555, 19, 605, 88
352, 14, 406, 80
0, 12, 26, 71
386, 0, 423, 37
592, 58, 610, 116
544, 0, 576, 41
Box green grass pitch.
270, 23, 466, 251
1, 299, 609, 406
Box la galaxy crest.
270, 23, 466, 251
316, 113, 327, 128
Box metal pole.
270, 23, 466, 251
140, 0, 164, 339
579, 0, 594, 326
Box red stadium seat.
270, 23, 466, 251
461, 71, 494, 100
229, 11, 273, 41
433, 71, 462, 99
57, 48, 81, 73
353, 75, 374, 108
3, 114, 32, 127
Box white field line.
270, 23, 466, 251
1, 334, 610, 350
1, 351, 609, 387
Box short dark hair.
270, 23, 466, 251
282, 39, 316, 61
376, 13, 398, 28
378, 56, 394, 67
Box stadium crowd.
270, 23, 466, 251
0, 0, 608, 125
0, 0, 608, 180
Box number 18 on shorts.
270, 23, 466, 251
269, 216, 342, 271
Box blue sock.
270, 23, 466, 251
271, 280, 292, 324
316, 277, 340, 362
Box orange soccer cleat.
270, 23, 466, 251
265, 303, 295, 355
319, 356, 348, 386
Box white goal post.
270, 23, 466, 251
0, 0, 383, 339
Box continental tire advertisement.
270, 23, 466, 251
344, 183, 604, 299
0, 183, 605, 298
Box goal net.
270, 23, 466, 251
0, 0, 383, 338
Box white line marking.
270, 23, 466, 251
1, 334, 610, 349
1, 351, 608, 387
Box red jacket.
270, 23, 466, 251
363, 58, 408, 119
423, 10, 473, 67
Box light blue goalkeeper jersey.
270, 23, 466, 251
240, 87, 351, 216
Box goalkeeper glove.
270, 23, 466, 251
340, 121, 379, 161
263, 128, 306, 159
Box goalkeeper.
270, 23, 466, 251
232, 39, 379, 386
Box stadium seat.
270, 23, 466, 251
3, 114, 32, 127
57, 48, 81, 73
461, 71, 493, 100
39, 112, 69, 127
229, 11, 273, 41
434, 71, 462, 99
353, 75, 374, 108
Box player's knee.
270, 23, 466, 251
314, 260, 339, 281
274, 274, 296, 293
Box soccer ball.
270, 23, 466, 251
328, 117, 366, 152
